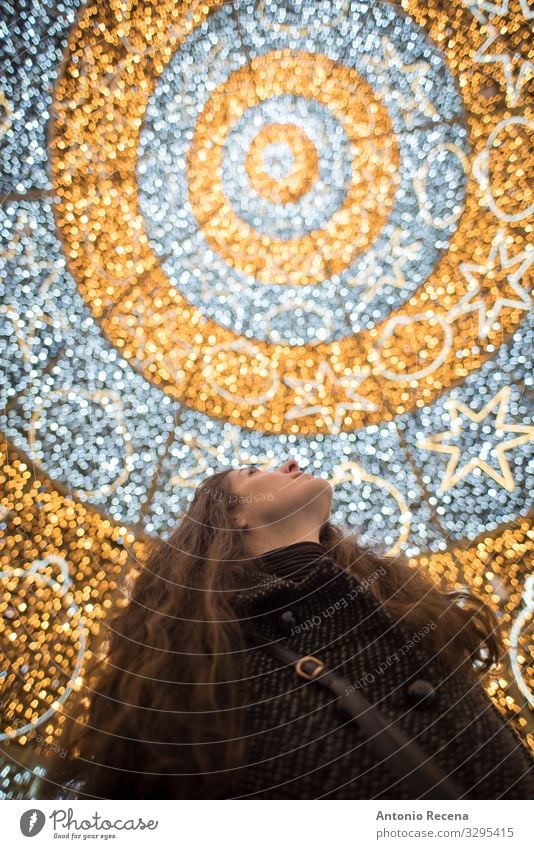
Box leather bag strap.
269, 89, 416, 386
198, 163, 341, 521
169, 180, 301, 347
250, 628, 464, 800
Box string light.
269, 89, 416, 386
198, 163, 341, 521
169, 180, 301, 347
1, 0, 532, 796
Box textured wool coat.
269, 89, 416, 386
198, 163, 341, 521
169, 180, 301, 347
56, 540, 534, 800
226, 541, 534, 800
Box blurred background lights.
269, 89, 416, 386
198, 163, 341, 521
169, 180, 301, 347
0, 0, 533, 796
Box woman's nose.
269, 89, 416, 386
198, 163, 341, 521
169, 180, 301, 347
279, 459, 300, 474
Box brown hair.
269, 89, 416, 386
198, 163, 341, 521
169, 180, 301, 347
40, 467, 504, 800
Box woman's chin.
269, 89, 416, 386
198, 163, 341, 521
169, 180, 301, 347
306, 476, 333, 495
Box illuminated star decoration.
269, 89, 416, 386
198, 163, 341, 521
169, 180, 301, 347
366, 36, 439, 128
168, 430, 272, 490
472, 4, 533, 108
447, 228, 532, 340
362, 227, 423, 301
284, 360, 378, 435
416, 386, 534, 492
0, 214, 71, 367
462, 0, 534, 25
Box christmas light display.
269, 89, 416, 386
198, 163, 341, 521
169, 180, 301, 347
0, 0, 532, 798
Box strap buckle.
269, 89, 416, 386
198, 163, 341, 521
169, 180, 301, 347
295, 654, 325, 680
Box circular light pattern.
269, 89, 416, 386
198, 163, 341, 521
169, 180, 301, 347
224, 96, 351, 236
138, 4, 468, 345
48, 2, 528, 433
1, 0, 533, 795
244, 121, 320, 204
186, 50, 399, 282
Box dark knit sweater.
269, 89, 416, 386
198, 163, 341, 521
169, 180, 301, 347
227, 541, 534, 799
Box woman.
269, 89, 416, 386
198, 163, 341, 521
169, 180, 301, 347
41, 459, 534, 800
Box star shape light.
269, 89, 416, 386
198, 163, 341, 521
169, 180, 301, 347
0, 213, 71, 366
447, 229, 532, 339
362, 227, 423, 301
462, 1, 534, 24
168, 430, 272, 490
366, 37, 439, 128
416, 386, 534, 492
473, 19, 533, 107
284, 360, 378, 435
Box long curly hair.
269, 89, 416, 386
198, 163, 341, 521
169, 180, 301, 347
40, 467, 504, 800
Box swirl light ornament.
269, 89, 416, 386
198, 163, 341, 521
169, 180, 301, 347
0, 0, 533, 796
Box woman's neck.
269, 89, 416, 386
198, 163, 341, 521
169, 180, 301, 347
247, 530, 322, 559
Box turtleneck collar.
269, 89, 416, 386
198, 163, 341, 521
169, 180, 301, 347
232, 540, 345, 617
257, 540, 328, 581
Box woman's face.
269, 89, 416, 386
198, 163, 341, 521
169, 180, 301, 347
227, 458, 333, 530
